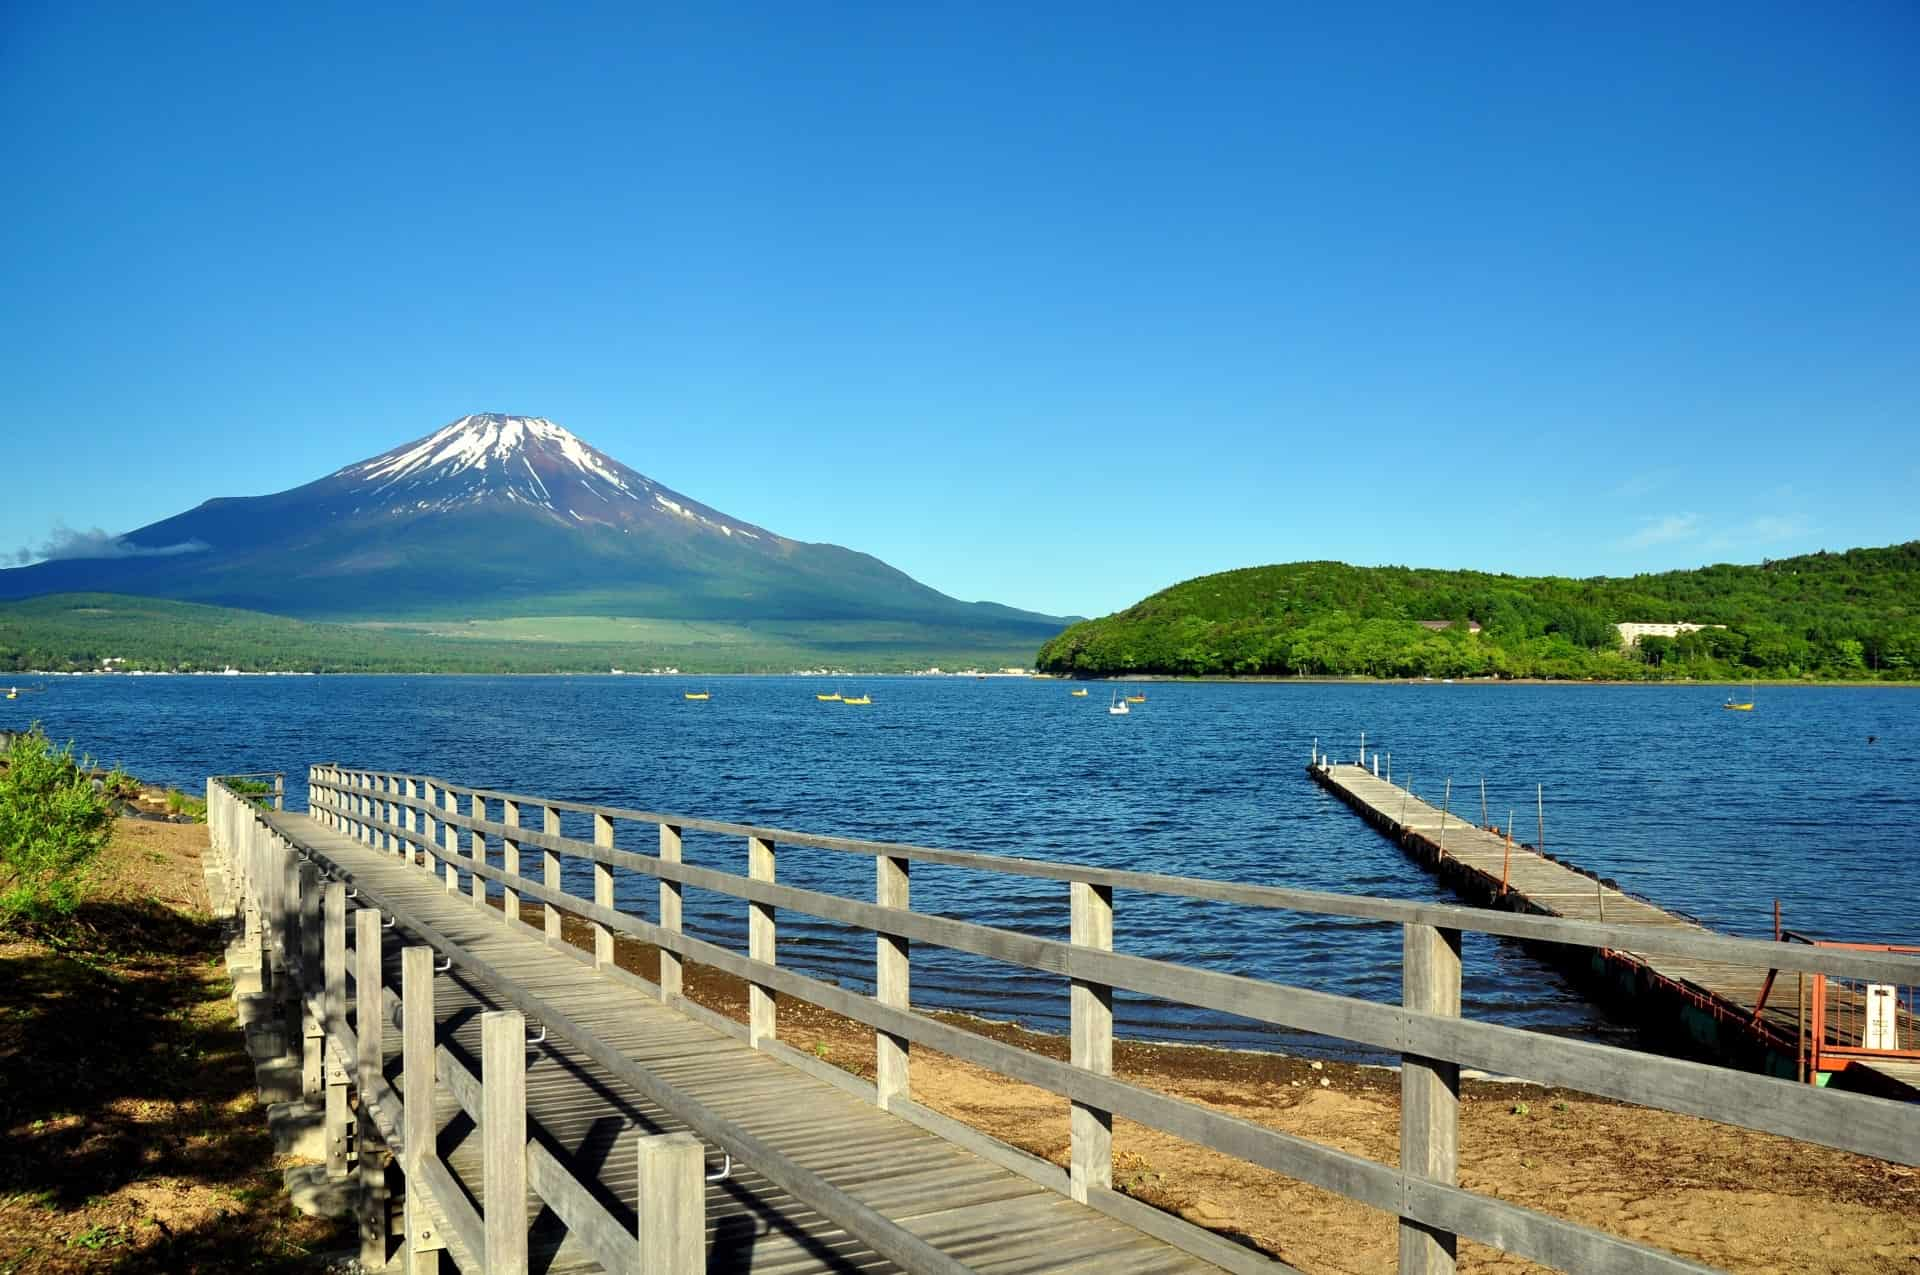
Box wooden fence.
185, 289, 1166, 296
219, 766, 1920, 1274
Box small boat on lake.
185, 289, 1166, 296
684, 690, 710, 701
1723, 683, 1755, 712
843, 693, 873, 705
1125, 692, 1147, 703
1108, 691, 1130, 716
1070, 688, 1089, 697
816, 690, 842, 701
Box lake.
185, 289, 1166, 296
12, 675, 1917, 1059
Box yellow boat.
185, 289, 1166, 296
1069, 688, 1089, 697
684, 691, 710, 701
843, 693, 873, 705
1125, 693, 1147, 703
816, 691, 842, 701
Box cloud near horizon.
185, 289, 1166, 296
8, 523, 210, 566
1621, 513, 1703, 550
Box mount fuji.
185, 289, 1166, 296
0, 414, 1068, 643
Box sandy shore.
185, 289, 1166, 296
553, 911, 1918, 1274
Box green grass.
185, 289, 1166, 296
0, 594, 1056, 675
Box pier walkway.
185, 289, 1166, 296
209, 766, 1920, 1274
1309, 759, 1920, 1093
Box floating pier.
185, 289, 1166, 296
1309, 751, 1920, 1096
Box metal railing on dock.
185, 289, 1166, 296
212, 766, 1920, 1275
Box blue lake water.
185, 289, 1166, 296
12, 675, 1917, 1059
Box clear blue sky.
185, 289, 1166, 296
3, 2, 1915, 619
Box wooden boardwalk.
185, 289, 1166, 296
262, 809, 1222, 1274
208, 768, 1920, 1275
1310, 761, 1918, 1089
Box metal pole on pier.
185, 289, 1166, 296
1537, 785, 1545, 854
1480, 778, 1488, 830
1440, 779, 1451, 853
1359, 731, 1366, 766
1502, 810, 1514, 894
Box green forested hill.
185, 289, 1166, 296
1035, 543, 1920, 681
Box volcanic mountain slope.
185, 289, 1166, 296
0, 414, 1066, 636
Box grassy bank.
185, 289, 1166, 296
0, 818, 350, 1273
0, 594, 1049, 675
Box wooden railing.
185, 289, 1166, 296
209, 779, 712, 1275
278, 765, 1917, 1275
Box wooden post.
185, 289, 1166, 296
424, 783, 439, 874
280, 852, 303, 1063
501, 800, 520, 926
1439, 779, 1451, 854
543, 806, 563, 943
482, 1010, 529, 1275
1069, 880, 1114, 1204
274, 773, 285, 812
659, 824, 684, 1000
748, 835, 777, 1047
635, 1132, 704, 1273
442, 788, 460, 896
355, 908, 390, 1268
324, 880, 350, 1178
401, 946, 445, 1260
876, 854, 911, 1109
408, 780, 422, 867
470, 793, 487, 908
593, 813, 616, 970
299, 862, 323, 1103
1400, 923, 1461, 1273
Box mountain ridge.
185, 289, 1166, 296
0, 414, 1069, 642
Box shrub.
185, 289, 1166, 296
0, 727, 122, 926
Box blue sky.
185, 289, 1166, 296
2, 2, 1914, 619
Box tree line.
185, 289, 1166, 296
1035, 543, 1920, 681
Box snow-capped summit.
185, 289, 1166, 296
328, 413, 770, 540
0, 410, 1069, 650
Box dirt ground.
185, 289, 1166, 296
2, 819, 1914, 1273
0, 816, 352, 1274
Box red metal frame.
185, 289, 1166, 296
1806, 940, 1920, 1082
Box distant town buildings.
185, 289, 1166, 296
1615, 621, 1725, 648
1416, 620, 1482, 634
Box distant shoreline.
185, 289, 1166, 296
13, 668, 1920, 687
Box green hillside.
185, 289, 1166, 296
0, 595, 1048, 674
1035, 543, 1920, 681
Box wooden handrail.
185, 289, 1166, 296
307, 772, 1920, 1162
309, 768, 1920, 984
288, 768, 1920, 1275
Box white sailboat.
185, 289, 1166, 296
1108, 690, 1130, 716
